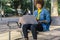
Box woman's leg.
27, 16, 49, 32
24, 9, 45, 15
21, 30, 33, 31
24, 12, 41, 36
22, 24, 31, 40
31, 24, 37, 40
31, 24, 43, 40
37, 24, 43, 31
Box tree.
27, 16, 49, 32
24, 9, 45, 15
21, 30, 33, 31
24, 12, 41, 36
45, 0, 51, 12
12, 0, 20, 15
58, 0, 60, 15
12, 0, 32, 15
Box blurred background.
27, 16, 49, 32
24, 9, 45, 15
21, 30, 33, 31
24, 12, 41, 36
0, 0, 60, 17
0, 0, 51, 17
0, 0, 60, 40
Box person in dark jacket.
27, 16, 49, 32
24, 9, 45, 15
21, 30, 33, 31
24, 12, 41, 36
22, 0, 51, 40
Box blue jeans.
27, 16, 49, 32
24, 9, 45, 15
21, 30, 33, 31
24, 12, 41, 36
22, 24, 43, 39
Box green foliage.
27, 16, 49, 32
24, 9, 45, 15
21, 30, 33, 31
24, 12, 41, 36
58, 0, 60, 15
45, 0, 51, 12
12, 0, 20, 9
4, 5, 15, 15
4, 7, 12, 13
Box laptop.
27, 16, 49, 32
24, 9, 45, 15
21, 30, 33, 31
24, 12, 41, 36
19, 15, 38, 24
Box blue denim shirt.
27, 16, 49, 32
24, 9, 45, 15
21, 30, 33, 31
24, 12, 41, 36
33, 8, 50, 31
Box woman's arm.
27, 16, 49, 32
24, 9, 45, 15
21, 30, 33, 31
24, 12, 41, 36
38, 10, 50, 24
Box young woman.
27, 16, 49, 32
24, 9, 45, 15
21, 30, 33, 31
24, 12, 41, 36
22, 0, 51, 40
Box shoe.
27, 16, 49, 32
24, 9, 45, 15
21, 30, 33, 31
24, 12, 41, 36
33, 39, 37, 40
25, 38, 28, 40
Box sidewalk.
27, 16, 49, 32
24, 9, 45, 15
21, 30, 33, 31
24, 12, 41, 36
0, 26, 60, 40
0, 17, 60, 40
0, 30, 22, 40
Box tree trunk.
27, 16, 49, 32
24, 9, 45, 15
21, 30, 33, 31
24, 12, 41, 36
51, 0, 58, 16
